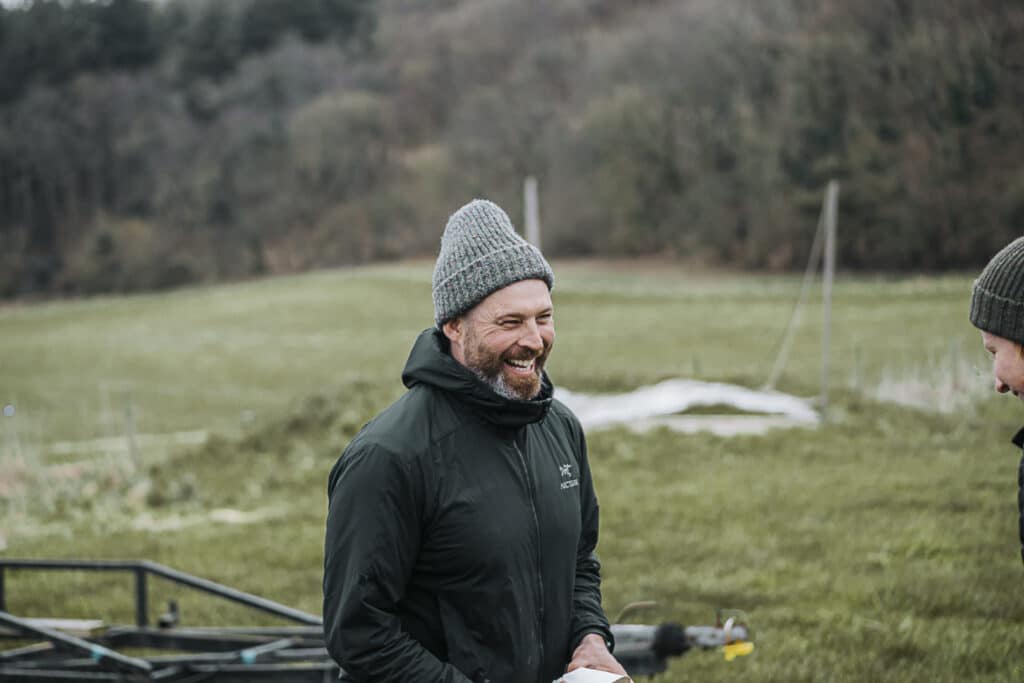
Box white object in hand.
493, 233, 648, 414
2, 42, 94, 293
556, 668, 631, 683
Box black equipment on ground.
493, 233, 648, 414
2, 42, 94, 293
0, 558, 750, 681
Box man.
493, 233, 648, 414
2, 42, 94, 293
323, 199, 626, 682
969, 236, 1024, 564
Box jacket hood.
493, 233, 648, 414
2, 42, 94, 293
401, 328, 553, 428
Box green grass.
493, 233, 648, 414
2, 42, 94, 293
0, 262, 986, 446
0, 265, 432, 446
2, 261, 1022, 681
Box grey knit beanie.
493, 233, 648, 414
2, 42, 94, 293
970, 236, 1024, 345
432, 199, 554, 326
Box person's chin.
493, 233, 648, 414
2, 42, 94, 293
502, 370, 541, 400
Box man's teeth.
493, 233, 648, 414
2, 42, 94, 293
506, 359, 533, 369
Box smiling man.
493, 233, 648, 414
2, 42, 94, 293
323, 199, 625, 683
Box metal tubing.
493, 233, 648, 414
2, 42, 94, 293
103, 627, 281, 652
238, 638, 295, 664
140, 562, 320, 625
186, 662, 337, 682
0, 667, 127, 681
0, 559, 321, 626
273, 647, 330, 660
0, 560, 142, 571
0, 642, 56, 662
181, 626, 323, 638
135, 568, 148, 627
0, 610, 152, 674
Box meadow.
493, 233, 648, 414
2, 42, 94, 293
2, 261, 1022, 681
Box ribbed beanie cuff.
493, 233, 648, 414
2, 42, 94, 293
432, 199, 553, 326
970, 237, 1024, 345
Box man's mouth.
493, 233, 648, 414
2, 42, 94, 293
504, 357, 537, 375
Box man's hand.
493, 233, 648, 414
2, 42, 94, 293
566, 633, 628, 676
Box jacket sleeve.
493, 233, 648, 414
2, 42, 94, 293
569, 426, 615, 652
323, 440, 473, 683
1017, 450, 1023, 566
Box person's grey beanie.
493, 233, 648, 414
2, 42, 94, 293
432, 199, 554, 326
971, 236, 1024, 345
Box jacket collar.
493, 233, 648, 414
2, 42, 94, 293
1013, 427, 1024, 449
401, 328, 553, 429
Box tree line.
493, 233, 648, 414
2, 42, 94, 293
1, 0, 1021, 297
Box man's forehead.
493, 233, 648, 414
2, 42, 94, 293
473, 279, 552, 317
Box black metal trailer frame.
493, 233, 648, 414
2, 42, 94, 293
0, 558, 748, 681
0, 558, 335, 682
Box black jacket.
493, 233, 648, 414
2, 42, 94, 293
323, 329, 612, 683
1013, 428, 1024, 565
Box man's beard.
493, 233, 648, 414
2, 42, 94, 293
463, 329, 551, 402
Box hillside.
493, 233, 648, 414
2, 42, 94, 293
2, 0, 1022, 297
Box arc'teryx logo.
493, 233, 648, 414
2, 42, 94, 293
559, 463, 579, 490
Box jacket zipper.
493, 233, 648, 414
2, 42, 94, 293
513, 438, 546, 673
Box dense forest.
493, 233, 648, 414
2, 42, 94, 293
1, 0, 1021, 296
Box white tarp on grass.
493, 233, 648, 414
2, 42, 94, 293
558, 379, 819, 436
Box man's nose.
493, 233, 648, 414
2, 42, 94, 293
996, 377, 1010, 393
519, 320, 543, 351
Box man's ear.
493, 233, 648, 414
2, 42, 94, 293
442, 317, 468, 364
441, 317, 462, 344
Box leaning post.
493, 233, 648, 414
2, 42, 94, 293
523, 176, 541, 250
821, 180, 839, 422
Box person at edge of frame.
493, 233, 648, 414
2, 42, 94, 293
322, 199, 629, 683
969, 235, 1024, 565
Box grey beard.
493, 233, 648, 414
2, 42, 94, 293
472, 368, 539, 401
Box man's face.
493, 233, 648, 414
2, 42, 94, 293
445, 279, 555, 401
982, 331, 1024, 401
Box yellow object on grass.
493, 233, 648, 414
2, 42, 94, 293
723, 641, 754, 661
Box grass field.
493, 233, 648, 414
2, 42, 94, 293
2, 261, 1023, 681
